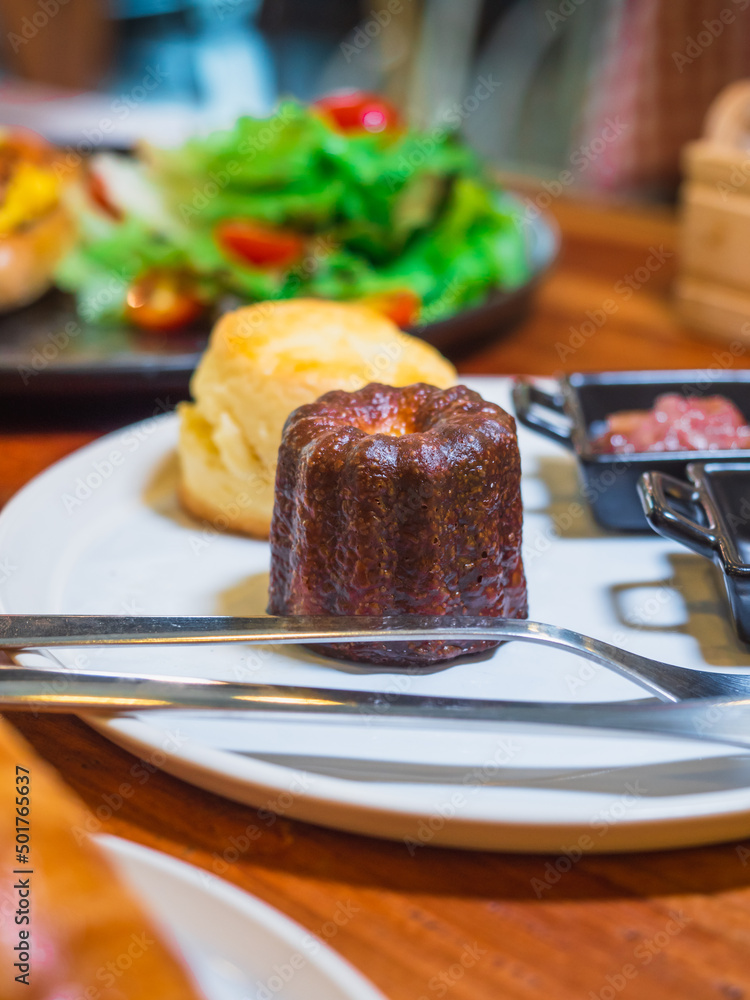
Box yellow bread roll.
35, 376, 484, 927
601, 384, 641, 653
0, 204, 76, 313
0, 717, 206, 999
178, 298, 457, 538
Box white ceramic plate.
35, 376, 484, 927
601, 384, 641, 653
98, 835, 385, 1000
3, 377, 750, 852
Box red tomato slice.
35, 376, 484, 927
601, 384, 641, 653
313, 92, 401, 134
87, 170, 123, 220
125, 271, 204, 332
216, 219, 305, 269
359, 289, 421, 327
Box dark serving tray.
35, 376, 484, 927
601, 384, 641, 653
513, 370, 750, 532
0, 204, 559, 404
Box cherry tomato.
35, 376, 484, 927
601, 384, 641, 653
87, 170, 123, 220
359, 289, 421, 327
216, 219, 305, 269
312, 92, 401, 134
125, 270, 204, 332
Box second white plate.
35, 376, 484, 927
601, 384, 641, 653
100, 835, 385, 1000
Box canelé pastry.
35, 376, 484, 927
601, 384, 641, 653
0, 718, 206, 999
178, 299, 456, 538
268, 382, 527, 666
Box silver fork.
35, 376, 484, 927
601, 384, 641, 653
2, 613, 750, 701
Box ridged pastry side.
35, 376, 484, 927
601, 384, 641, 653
268, 382, 527, 666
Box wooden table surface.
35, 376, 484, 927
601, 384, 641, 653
4, 197, 750, 1000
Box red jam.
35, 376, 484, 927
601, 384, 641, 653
591, 393, 750, 454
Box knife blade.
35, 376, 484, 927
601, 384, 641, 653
1, 663, 749, 751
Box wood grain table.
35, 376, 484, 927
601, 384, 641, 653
3, 196, 750, 1000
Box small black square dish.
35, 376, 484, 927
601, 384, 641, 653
512, 371, 750, 531
638, 462, 750, 644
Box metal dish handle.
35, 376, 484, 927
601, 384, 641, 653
512, 380, 573, 449
638, 471, 717, 558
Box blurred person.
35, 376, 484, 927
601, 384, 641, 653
467, 0, 750, 198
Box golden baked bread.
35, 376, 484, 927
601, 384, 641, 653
178, 298, 457, 538
0, 129, 76, 312
0, 718, 206, 999
0, 204, 75, 312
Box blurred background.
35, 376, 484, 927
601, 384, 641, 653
2, 0, 750, 201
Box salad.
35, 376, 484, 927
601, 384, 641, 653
56, 92, 530, 332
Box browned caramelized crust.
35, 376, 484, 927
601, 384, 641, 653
268, 383, 527, 666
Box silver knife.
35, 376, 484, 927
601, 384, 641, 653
1, 663, 750, 752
